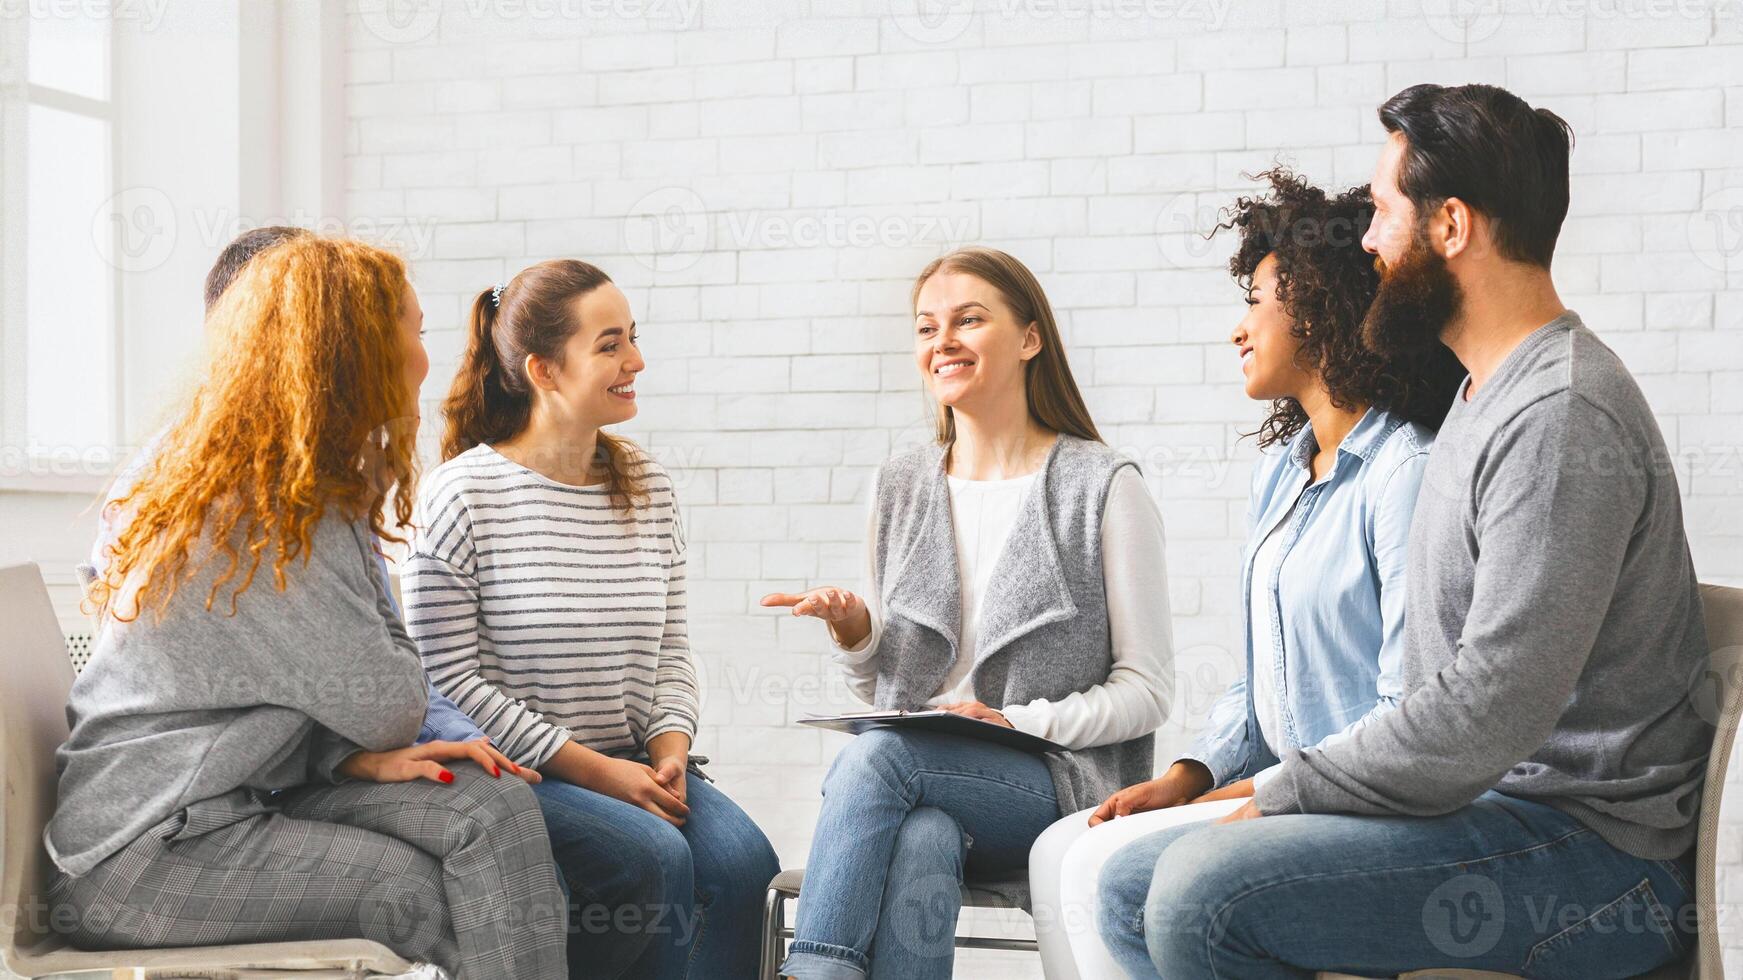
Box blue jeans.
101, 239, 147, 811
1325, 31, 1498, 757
1096, 790, 1697, 979
534, 769, 780, 980
780, 729, 1061, 980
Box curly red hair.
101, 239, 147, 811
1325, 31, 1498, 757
89, 236, 419, 620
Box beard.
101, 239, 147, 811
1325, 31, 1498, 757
1361, 230, 1462, 360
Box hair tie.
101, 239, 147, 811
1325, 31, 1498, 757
490, 283, 505, 307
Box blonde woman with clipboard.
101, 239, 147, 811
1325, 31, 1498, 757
760, 246, 1175, 980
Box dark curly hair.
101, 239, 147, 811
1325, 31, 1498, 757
1219, 168, 1466, 448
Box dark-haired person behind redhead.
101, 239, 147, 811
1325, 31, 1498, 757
761, 247, 1175, 980
404, 261, 779, 980
1028, 172, 1465, 979
1100, 84, 1709, 980
48, 236, 567, 979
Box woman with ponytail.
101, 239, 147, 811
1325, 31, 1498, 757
47, 236, 567, 979
406, 260, 779, 980
760, 247, 1175, 979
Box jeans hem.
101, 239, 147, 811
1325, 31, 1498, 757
780, 941, 869, 980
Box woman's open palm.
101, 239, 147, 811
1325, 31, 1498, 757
760, 587, 865, 623
760, 587, 873, 649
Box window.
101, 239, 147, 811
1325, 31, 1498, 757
2, 8, 120, 488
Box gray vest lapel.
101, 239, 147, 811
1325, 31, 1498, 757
972, 443, 1078, 669
883, 452, 962, 661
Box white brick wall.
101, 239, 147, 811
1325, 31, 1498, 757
346, 1, 1743, 972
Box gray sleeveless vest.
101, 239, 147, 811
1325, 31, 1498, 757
869, 433, 1156, 823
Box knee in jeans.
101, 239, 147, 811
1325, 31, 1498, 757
1148, 833, 1238, 906
891, 806, 964, 871
823, 727, 910, 795
634, 817, 694, 896
1144, 836, 1244, 956
711, 826, 780, 905
1096, 850, 1157, 937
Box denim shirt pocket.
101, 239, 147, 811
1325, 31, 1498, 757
1521, 877, 1686, 979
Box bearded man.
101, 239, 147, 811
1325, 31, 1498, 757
1099, 83, 1709, 980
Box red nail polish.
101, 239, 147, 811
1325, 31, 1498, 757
439, 770, 455, 783
492, 765, 501, 777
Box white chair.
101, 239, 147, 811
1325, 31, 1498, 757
1320, 581, 1743, 980
0, 562, 417, 979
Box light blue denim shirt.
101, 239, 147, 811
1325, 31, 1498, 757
1182, 406, 1432, 789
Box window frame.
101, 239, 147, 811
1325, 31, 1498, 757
1, 11, 125, 495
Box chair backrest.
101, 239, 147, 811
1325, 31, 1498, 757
0, 563, 77, 961
1694, 583, 1743, 980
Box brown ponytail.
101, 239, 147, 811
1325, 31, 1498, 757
443, 287, 525, 458
440, 259, 648, 510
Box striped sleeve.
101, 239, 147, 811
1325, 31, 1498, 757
645, 480, 699, 744
403, 488, 571, 768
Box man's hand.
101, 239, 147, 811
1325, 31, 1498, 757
1215, 799, 1264, 824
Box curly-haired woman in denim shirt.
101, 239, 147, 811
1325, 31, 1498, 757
1029, 170, 1469, 979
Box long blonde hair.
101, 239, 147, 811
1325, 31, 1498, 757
910, 247, 1102, 447
89, 237, 419, 620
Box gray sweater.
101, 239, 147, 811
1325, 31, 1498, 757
48, 515, 430, 877
1255, 312, 1711, 860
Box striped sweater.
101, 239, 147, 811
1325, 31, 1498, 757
404, 443, 699, 768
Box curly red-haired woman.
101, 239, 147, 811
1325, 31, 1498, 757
49, 236, 567, 979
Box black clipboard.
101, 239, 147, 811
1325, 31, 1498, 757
798, 709, 1065, 754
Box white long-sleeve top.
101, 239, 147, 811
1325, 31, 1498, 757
834, 466, 1174, 751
